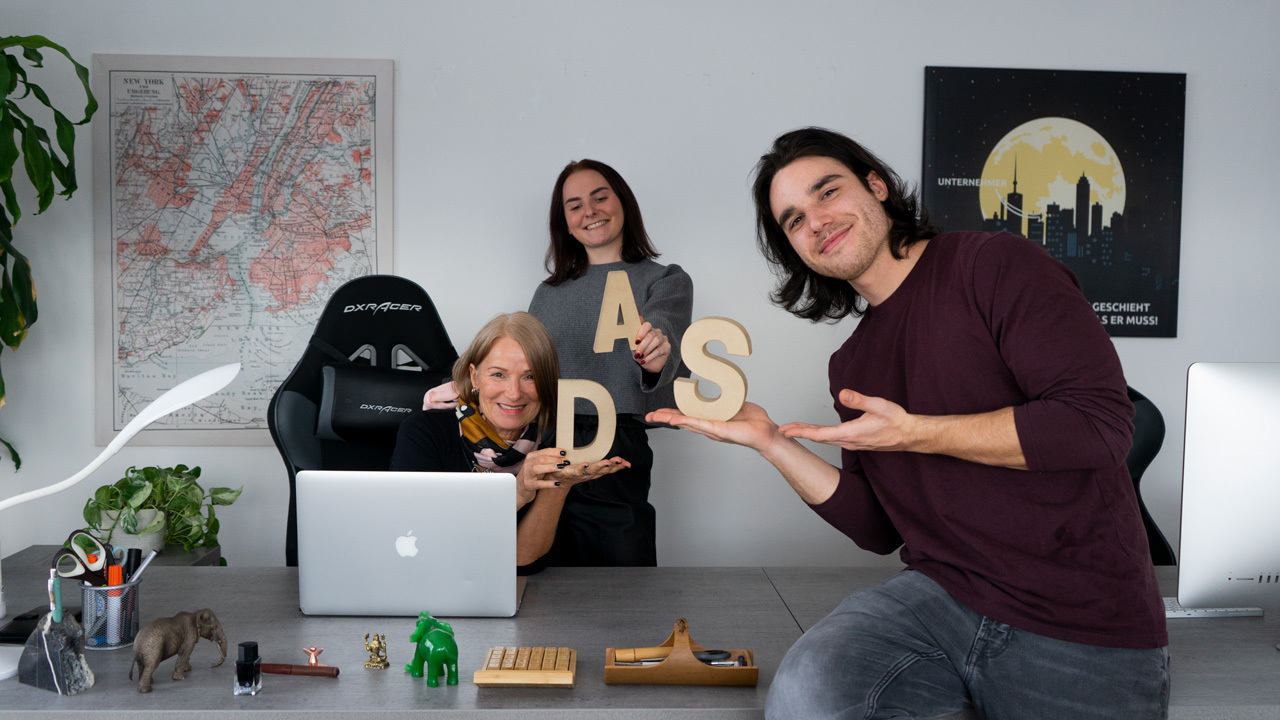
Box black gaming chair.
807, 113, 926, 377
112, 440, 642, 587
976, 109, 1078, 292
268, 275, 457, 566
1126, 385, 1177, 566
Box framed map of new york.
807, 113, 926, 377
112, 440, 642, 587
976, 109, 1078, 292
93, 55, 393, 445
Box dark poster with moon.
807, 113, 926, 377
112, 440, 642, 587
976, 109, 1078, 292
922, 67, 1185, 337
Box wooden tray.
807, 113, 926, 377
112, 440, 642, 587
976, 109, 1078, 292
604, 618, 757, 686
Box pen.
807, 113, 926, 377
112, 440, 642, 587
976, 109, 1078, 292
261, 663, 339, 678
49, 568, 63, 623
123, 548, 142, 581
615, 658, 745, 667
614, 647, 731, 663
106, 565, 124, 645
130, 549, 159, 583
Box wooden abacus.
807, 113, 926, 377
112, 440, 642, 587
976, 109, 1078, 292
473, 646, 576, 687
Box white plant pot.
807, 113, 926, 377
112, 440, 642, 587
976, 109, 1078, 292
101, 509, 165, 555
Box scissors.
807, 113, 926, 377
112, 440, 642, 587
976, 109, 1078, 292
52, 530, 116, 586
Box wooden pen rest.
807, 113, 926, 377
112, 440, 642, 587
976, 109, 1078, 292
604, 618, 757, 686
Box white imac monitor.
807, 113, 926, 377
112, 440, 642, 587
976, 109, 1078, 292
1177, 362, 1280, 610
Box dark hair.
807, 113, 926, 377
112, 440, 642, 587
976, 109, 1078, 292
751, 127, 938, 322
544, 159, 660, 286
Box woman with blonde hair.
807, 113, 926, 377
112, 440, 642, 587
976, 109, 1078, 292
392, 312, 627, 572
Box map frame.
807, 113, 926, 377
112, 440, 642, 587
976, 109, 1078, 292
92, 54, 394, 446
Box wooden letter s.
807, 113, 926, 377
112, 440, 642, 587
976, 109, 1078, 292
673, 317, 751, 422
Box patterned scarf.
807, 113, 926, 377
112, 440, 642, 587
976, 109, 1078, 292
456, 399, 540, 474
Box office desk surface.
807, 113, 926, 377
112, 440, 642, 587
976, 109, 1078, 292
0, 565, 793, 718
3, 563, 1279, 718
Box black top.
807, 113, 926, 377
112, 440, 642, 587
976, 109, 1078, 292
389, 409, 473, 473
390, 409, 546, 574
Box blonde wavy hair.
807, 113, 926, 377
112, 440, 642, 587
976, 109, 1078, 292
452, 312, 559, 432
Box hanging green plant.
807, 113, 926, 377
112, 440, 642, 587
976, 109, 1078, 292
0, 35, 98, 469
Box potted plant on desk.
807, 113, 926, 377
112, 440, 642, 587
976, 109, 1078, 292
82, 464, 242, 560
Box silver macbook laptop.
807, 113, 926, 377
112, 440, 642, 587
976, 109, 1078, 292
296, 470, 519, 617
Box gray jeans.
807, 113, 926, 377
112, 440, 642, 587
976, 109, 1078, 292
766, 570, 1170, 720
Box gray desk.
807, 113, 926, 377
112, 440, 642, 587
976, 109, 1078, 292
2, 563, 1278, 718
764, 565, 1280, 720
0, 564, 793, 718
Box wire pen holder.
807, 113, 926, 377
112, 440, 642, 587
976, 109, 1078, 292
81, 578, 141, 649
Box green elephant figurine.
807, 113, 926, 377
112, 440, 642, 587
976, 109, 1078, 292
405, 611, 458, 687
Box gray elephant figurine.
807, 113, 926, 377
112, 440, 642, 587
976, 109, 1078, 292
129, 609, 227, 693
405, 611, 458, 687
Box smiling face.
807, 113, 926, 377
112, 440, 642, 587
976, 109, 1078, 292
469, 336, 540, 443
562, 169, 626, 263
769, 155, 893, 291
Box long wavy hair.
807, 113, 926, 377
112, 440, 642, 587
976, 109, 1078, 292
752, 127, 938, 322
543, 159, 660, 286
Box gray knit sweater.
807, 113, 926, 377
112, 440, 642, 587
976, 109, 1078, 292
529, 259, 694, 416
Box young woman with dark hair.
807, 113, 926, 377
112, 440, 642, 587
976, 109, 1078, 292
528, 159, 694, 566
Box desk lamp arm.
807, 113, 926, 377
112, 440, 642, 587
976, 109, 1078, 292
0, 363, 240, 621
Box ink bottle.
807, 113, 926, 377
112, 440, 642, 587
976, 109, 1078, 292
234, 640, 262, 695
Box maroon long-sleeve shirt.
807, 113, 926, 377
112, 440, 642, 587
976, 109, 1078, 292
811, 231, 1167, 649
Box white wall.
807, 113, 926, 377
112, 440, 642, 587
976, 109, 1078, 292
2, 0, 1277, 567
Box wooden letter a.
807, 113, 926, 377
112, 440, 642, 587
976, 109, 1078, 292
593, 271, 642, 353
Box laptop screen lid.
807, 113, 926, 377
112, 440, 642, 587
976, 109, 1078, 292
296, 470, 517, 617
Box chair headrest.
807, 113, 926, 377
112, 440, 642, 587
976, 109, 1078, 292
317, 364, 434, 443
310, 274, 456, 372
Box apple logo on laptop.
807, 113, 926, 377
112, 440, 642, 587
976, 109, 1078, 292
395, 530, 419, 558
